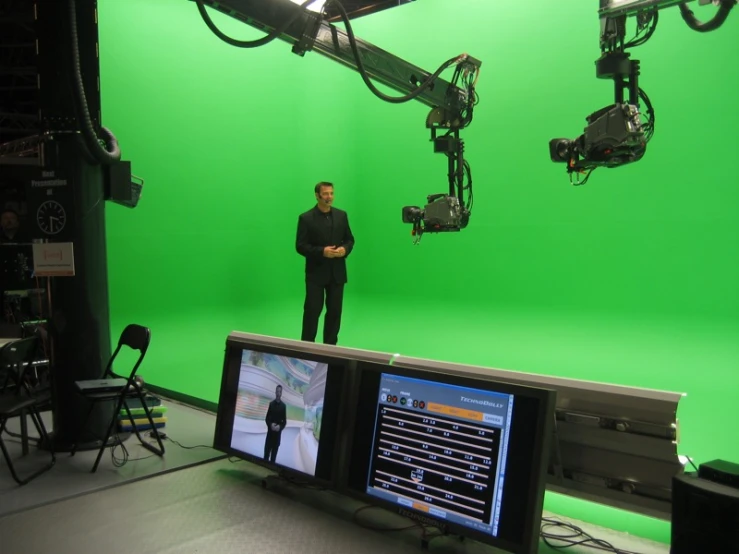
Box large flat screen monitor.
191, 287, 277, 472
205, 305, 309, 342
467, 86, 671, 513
214, 340, 349, 485
343, 362, 555, 554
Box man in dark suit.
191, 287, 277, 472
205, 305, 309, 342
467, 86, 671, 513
296, 182, 355, 345
264, 385, 287, 464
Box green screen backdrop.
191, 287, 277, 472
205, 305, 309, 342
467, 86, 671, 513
98, 0, 739, 544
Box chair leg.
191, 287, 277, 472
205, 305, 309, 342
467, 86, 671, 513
2, 424, 43, 446
35, 407, 55, 457
28, 406, 56, 480
0, 418, 23, 484
125, 396, 165, 457
0, 402, 49, 444
0, 371, 11, 393
0, 413, 55, 486
19, 407, 29, 455
28, 409, 45, 439
2, 409, 47, 446
90, 395, 127, 473
126, 393, 164, 457
0, 432, 26, 485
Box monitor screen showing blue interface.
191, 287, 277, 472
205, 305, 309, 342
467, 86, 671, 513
229, 349, 329, 477
365, 373, 514, 537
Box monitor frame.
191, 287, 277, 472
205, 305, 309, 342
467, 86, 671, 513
391, 354, 685, 520
214, 334, 359, 488
216, 331, 685, 526
337, 360, 557, 554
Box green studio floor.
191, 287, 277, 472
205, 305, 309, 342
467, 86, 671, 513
113, 295, 739, 545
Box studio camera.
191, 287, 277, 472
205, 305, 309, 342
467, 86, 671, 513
550, 102, 647, 178
402, 193, 470, 236
549, 51, 655, 185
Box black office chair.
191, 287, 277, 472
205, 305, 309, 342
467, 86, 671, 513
70, 324, 165, 473
0, 336, 56, 485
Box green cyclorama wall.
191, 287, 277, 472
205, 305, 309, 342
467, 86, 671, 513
98, 0, 739, 545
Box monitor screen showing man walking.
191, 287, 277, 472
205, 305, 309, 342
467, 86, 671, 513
230, 349, 329, 476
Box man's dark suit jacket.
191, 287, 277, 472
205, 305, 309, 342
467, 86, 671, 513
296, 206, 355, 285
265, 399, 287, 433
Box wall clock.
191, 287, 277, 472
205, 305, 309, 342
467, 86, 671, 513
36, 199, 67, 235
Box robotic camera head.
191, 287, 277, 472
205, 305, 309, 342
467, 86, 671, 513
550, 103, 647, 182
402, 194, 470, 238
404, 127, 473, 242
549, 46, 656, 185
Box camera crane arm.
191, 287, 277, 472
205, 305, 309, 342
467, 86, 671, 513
191, 0, 481, 116
191, 0, 481, 239
599, 0, 736, 52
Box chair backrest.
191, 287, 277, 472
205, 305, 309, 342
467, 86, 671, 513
0, 336, 39, 366
0, 336, 40, 392
104, 324, 151, 382
119, 324, 151, 354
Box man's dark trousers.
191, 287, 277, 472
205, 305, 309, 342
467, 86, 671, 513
264, 430, 281, 463
301, 281, 344, 345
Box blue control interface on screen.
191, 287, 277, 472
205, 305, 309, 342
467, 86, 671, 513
366, 373, 514, 537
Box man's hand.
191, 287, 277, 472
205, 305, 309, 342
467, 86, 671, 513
323, 246, 345, 258
270, 423, 280, 432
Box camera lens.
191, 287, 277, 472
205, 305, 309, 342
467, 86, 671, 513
549, 138, 572, 163
402, 206, 422, 224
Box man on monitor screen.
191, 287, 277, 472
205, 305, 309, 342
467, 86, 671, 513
296, 181, 355, 345
263, 385, 287, 463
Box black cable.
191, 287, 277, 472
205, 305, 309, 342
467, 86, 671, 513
451, 64, 476, 127
196, 0, 476, 110
324, 0, 469, 104
680, 0, 736, 32
110, 434, 128, 467
570, 168, 595, 186
194, 0, 317, 48
463, 159, 473, 213
68, 0, 121, 165
684, 456, 700, 472
110, 433, 135, 467
540, 517, 645, 554
109, 432, 214, 467
638, 87, 655, 143
110, 433, 156, 467
165, 437, 211, 450
625, 11, 659, 48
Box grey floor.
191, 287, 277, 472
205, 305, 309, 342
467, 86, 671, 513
0, 398, 669, 554
0, 396, 225, 517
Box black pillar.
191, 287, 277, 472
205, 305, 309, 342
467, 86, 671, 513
34, 0, 114, 450
44, 141, 114, 450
